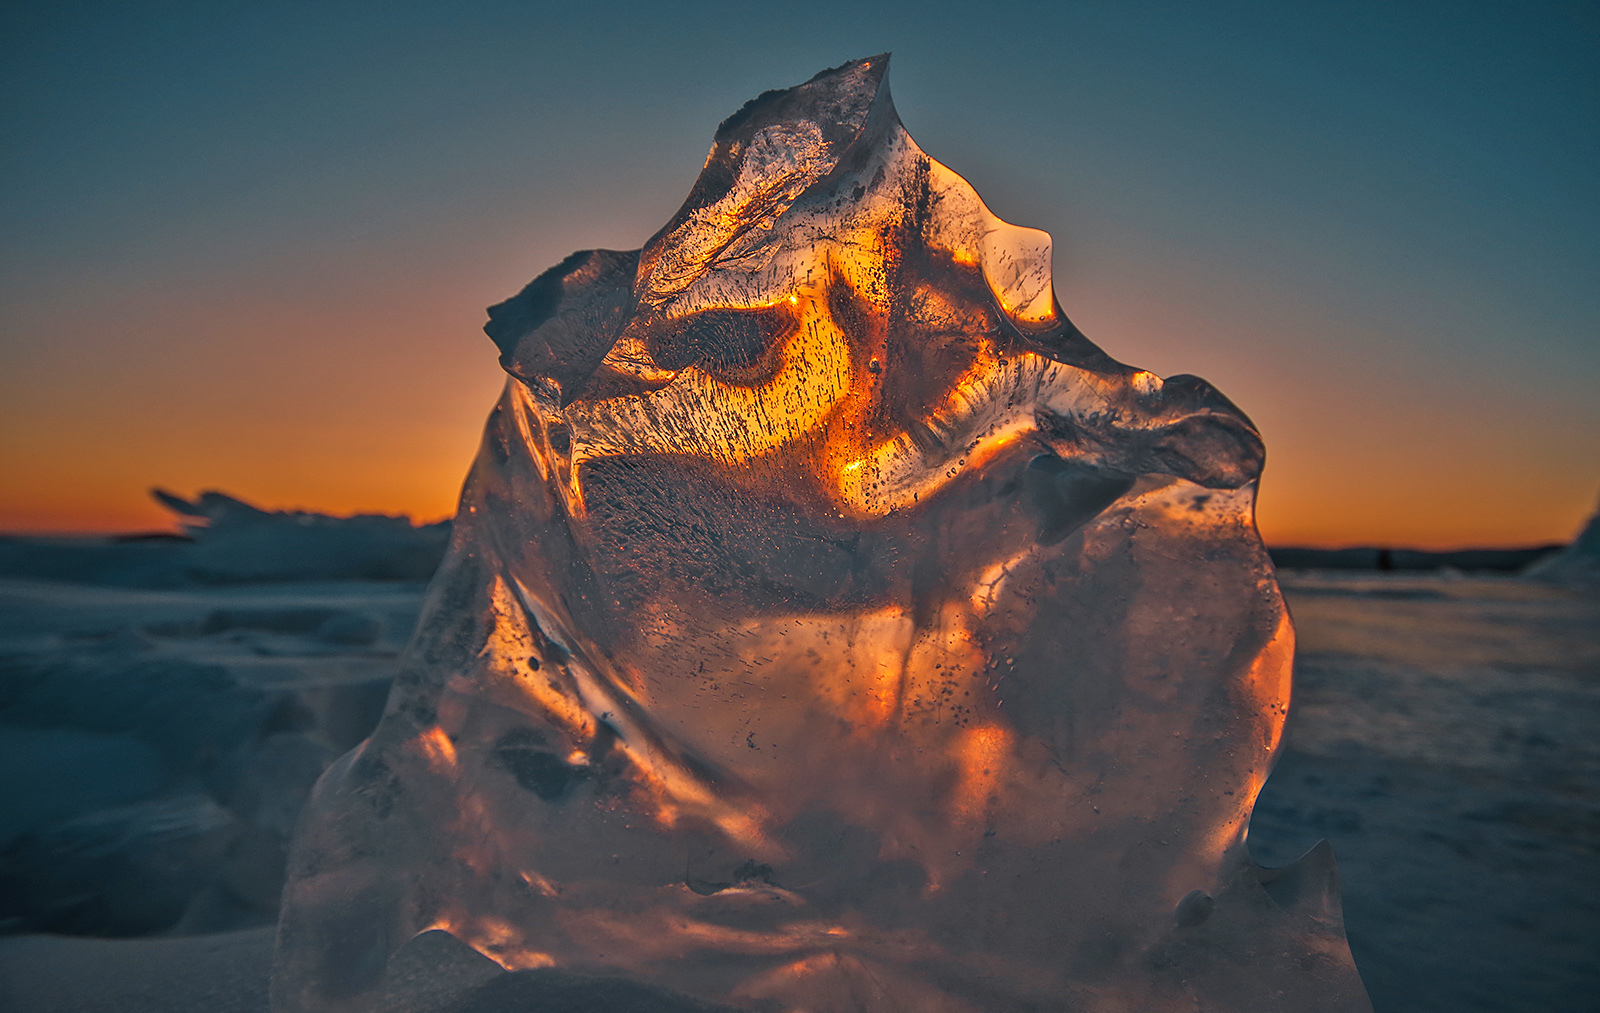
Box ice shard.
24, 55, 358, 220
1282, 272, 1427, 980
272, 56, 1372, 1012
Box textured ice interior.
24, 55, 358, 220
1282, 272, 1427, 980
272, 56, 1371, 1012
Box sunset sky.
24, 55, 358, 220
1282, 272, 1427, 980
2, 1, 1596, 548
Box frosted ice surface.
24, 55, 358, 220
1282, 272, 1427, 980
1525, 496, 1600, 589
272, 56, 1372, 1012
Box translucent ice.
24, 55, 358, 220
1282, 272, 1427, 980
1525, 496, 1600, 589
272, 56, 1371, 1012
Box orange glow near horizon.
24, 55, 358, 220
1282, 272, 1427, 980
3, 377, 1591, 549
0, 269, 504, 537
0, 244, 1593, 550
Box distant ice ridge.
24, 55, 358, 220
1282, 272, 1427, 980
1525, 497, 1600, 590
0, 491, 440, 936
0, 489, 449, 587
273, 55, 1372, 1013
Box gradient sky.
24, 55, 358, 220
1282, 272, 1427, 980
2, 0, 1596, 547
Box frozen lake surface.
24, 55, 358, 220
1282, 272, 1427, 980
0, 570, 1594, 1011
1253, 571, 1600, 1013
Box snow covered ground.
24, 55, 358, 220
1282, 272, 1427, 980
0, 564, 1594, 1011
0, 577, 423, 937
1252, 571, 1600, 1013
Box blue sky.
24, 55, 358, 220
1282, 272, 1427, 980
2, 0, 1596, 544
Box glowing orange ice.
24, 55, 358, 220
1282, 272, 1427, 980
271, 55, 1370, 1013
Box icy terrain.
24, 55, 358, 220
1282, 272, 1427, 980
1252, 570, 1600, 1013
5, 46, 1594, 1013
0, 490, 449, 589
1524, 500, 1600, 590
0, 564, 1594, 1011
0, 575, 420, 937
